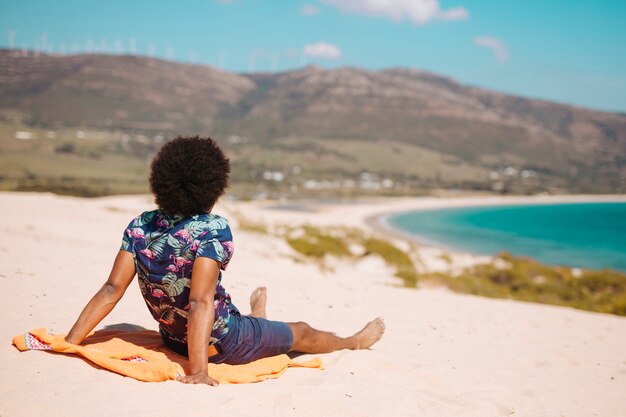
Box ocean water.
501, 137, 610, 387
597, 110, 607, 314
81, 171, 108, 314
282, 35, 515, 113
388, 202, 626, 272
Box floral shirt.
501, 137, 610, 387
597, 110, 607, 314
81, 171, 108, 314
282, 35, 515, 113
120, 209, 238, 344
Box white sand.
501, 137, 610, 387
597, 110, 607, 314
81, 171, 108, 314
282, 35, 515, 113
1, 191, 625, 417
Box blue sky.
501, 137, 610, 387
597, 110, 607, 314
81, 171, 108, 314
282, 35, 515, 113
1, 0, 625, 112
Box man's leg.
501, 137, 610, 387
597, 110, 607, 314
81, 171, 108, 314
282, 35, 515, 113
248, 286, 385, 354
287, 318, 385, 353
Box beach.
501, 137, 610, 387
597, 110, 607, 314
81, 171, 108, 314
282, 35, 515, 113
2, 191, 626, 417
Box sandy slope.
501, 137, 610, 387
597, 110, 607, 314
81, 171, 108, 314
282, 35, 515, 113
1, 191, 625, 417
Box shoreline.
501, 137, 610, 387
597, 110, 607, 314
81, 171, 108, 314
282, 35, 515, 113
234, 192, 626, 276
361, 194, 626, 270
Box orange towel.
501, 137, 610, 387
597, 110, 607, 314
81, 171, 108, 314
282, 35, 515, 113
12, 328, 324, 383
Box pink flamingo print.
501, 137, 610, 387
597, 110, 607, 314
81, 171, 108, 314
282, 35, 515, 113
167, 255, 192, 273
170, 255, 192, 268
173, 229, 191, 241
222, 241, 234, 255
150, 288, 167, 298
140, 248, 156, 259
156, 215, 169, 228
220, 241, 234, 269
130, 228, 145, 239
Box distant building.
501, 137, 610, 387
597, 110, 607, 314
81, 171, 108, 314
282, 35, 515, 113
263, 171, 285, 182
15, 131, 33, 140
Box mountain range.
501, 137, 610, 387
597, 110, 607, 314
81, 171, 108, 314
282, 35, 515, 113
1, 49, 625, 195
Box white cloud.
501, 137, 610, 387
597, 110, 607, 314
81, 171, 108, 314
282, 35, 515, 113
322, 0, 469, 25
300, 4, 320, 15
303, 42, 342, 59
474, 36, 508, 64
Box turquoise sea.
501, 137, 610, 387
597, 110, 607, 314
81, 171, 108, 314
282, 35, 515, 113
387, 202, 626, 272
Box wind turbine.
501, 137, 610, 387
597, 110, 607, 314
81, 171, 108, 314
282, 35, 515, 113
114, 37, 123, 54
86, 38, 94, 53
99, 38, 108, 53
8, 30, 15, 49
248, 53, 256, 72
299, 49, 307, 67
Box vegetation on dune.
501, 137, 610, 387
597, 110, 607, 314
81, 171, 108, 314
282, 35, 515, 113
362, 238, 419, 287
428, 253, 626, 316
286, 226, 351, 259
278, 225, 419, 286
263, 223, 626, 316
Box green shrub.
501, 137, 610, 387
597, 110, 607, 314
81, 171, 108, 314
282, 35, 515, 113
363, 238, 418, 287
286, 227, 350, 259
363, 238, 413, 269
395, 267, 419, 288
436, 254, 626, 316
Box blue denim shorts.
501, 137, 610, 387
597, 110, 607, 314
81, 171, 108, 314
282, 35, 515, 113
161, 313, 294, 365
211, 313, 294, 365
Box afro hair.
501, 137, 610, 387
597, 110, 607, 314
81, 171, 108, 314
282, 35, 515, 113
149, 136, 230, 216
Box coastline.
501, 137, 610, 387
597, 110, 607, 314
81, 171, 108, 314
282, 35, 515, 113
231, 193, 626, 275
362, 194, 626, 270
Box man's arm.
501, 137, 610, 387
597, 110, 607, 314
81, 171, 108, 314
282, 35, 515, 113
65, 250, 136, 344
176, 257, 220, 386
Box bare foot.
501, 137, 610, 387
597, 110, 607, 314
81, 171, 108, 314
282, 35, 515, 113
353, 317, 385, 350
250, 286, 267, 319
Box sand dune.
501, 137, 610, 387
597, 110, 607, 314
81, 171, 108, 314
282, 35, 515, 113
1, 191, 625, 417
